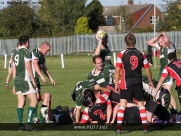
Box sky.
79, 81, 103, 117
86, 0, 176, 9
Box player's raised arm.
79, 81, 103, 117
94, 33, 103, 56
161, 31, 171, 47
146, 36, 158, 48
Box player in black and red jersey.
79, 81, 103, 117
80, 85, 111, 124
114, 33, 153, 134
155, 52, 181, 107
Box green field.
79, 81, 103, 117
0, 53, 180, 136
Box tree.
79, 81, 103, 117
37, 0, 87, 36
74, 16, 92, 34
84, 0, 104, 33
0, 1, 38, 38
158, 0, 181, 31
37, 0, 60, 36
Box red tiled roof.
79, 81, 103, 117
102, 4, 151, 16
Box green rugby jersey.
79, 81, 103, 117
155, 42, 176, 71
74, 80, 96, 106
87, 67, 114, 87
13, 46, 32, 81
93, 46, 114, 69
142, 75, 170, 109
32, 48, 46, 79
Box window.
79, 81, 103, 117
150, 16, 159, 24
106, 16, 114, 26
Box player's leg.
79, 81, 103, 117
146, 111, 159, 124
176, 85, 181, 109
116, 88, 130, 134
26, 93, 37, 123
19, 80, 37, 131
105, 100, 112, 124
5, 67, 13, 89
134, 83, 149, 133
40, 92, 53, 123
33, 78, 41, 123
110, 103, 119, 124
16, 93, 26, 128
164, 84, 178, 114
162, 76, 178, 113
14, 80, 26, 129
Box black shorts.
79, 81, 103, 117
110, 91, 120, 103
120, 83, 144, 101
106, 84, 120, 107
145, 100, 170, 120
88, 103, 107, 124
176, 85, 181, 96
124, 106, 141, 124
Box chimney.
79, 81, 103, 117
128, 0, 134, 5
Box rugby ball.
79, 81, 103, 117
97, 30, 107, 39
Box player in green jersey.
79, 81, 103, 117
31, 42, 56, 123
12, 35, 38, 131
146, 31, 177, 114
94, 30, 115, 70
5, 43, 20, 89
71, 80, 96, 123
87, 55, 114, 88
142, 75, 170, 109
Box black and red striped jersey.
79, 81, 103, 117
116, 48, 149, 89
80, 91, 110, 123
161, 59, 181, 87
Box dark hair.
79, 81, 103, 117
82, 89, 96, 107
125, 33, 136, 47
92, 55, 102, 63
103, 33, 108, 39
18, 35, 29, 46
168, 52, 177, 61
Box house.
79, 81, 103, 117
100, 0, 163, 32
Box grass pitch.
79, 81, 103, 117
0, 53, 180, 136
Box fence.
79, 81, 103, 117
0, 31, 181, 56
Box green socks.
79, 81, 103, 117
17, 108, 24, 127
27, 106, 36, 123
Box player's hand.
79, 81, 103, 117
32, 80, 37, 89
161, 31, 166, 36
153, 91, 158, 101
41, 76, 47, 84
115, 84, 120, 93
47, 98, 51, 109
12, 86, 16, 94
94, 84, 100, 90
96, 33, 102, 41
149, 82, 154, 90
50, 78, 56, 87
